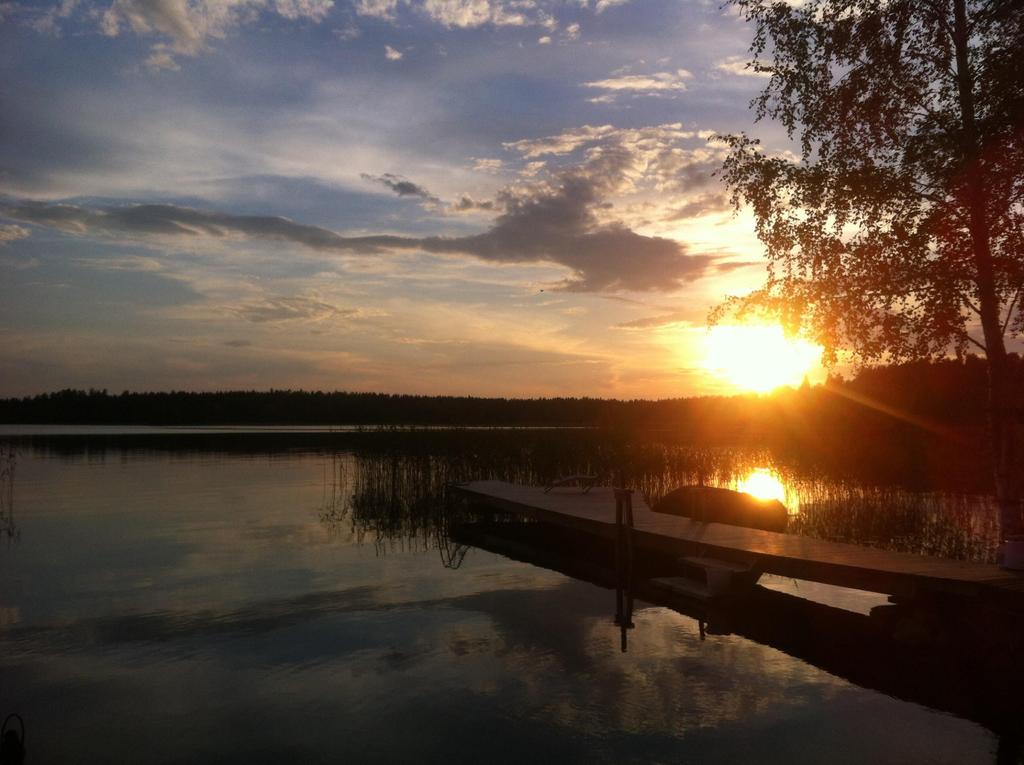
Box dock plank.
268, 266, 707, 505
452, 480, 1024, 603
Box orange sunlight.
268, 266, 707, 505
735, 468, 788, 505
702, 324, 823, 393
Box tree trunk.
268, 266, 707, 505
952, 0, 1023, 541
990, 364, 1023, 540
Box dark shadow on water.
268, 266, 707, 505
450, 519, 1024, 755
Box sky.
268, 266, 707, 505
0, 0, 808, 399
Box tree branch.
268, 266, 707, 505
961, 294, 982, 315
959, 329, 988, 353
922, 0, 957, 45
1002, 285, 1022, 336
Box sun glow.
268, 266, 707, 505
702, 324, 822, 393
736, 468, 787, 505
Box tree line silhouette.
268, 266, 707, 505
0, 354, 1016, 433
1, 356, 1019, 490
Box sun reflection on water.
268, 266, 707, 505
735, 468, 788, 507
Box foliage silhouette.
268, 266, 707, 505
716, 0, 1024, 537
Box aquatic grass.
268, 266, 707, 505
6, 428, 1000, 562
307, 433, 1002, 563
786, 485, 1000, 563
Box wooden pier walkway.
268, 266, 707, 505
451, 481, 1024, 606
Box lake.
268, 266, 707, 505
0, 429, 1016, 763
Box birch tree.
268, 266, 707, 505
718, 0, 1024, 537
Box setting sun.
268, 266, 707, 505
702, 325, 823, 393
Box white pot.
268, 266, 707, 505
1002, 536, 1024, 571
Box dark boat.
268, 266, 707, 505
652, 485, 788, 532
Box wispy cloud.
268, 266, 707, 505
615, 309, 701, 330
584, 70, 692, 102
356, 0, 533, 27
3, 188, 718, 293
503, 123, 722, 196
472, 158, 504, 174
361, 173, 437, 202
662, 193, 731, 220
1, 200, 414, 253
233, 295, 356, 323
0, 224, 31, 245
715, 54, 770, 78
10, 0, 337, 70
453, 196, 495, 212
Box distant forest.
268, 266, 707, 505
0, 355, 1016, 432
3, 356, 1021, 488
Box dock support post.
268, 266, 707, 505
614, 488, 635, 651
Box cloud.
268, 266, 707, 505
351, 0, 625, 28
663, 192, 731, 220
584, 70, 692, 102
715, 55, 771, 78
503, 123, 723, 196
615, 309, 701, 330
418, 0, 529, 27
0, 224, 31, 245
384, 44, 403, 60
4, 115, 735, 293
354, 0, 398, 19
143, 45, 182, 71
74, 255, 166, 272
100, 0, 200, 49
419, 172, 714, 291
361, 173, 439, 203
355, 0, 532, 27
504, 125, 618, 159
594, 0, 630, 12
24, 0, 79, 34
333, 22, 361, 39
453, 196, 495, 212
90, 0, 335, 68
233, 295, 355, 323
224, 339, 253, 347
3, 189, 717, 293
714, 260, 763, 274
1, 199, 415, 253
274, 0, 333, 21
472, 158, 504, 174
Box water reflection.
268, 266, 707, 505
0, 441, 1016, 763
734, 467, 789, 505
0, 445, 16, 544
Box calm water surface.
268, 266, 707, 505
0, 437, 1007, 763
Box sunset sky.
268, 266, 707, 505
0, 0, 822, 398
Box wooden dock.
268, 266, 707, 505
451, 481, 1024, 606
